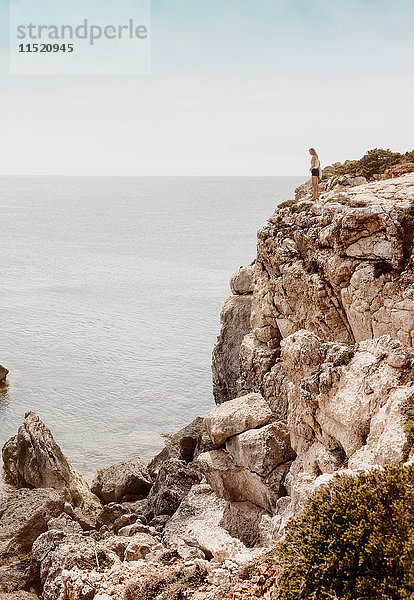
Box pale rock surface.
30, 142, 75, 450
255, 174, 414, 348
230, 265, 255, 295
261, 360, 290, 419
162, 484, 254, 564
117, 522, 154, 537
197, 449, 286, 512
281, 331, 412, 472
210, 176, 414, 544
225, 421, 295, 477
91, 457, 152, 504
31, 527, 118, 600
212, 174, 414, 411
203, 393, 272, 447
295, 173, 368, 201
254, 331, 414, 542
2, 413, 101, 526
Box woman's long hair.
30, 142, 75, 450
309, 147, 319, 159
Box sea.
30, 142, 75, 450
0, 176, 302, 482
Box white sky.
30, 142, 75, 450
0, 0, 413, 176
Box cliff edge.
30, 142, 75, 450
210, 172, 414, 541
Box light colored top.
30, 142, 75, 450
311, 156, 320, 169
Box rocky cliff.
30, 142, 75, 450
209, 172, 414, 541
1, 172, 414, 600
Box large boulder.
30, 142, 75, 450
0, 488, 64, 564
91, 457, 152, 504
197, 449, 287, 512
225, 421, 296, 477
230, 266, 254, 295
204, 393, 272, 446
2, 413, 101, 526
145, 459, 201, 518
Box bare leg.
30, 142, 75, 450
312, 176, 319, 200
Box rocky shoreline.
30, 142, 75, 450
1, 170, 414, 599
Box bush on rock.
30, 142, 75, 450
274, 464, 414, 600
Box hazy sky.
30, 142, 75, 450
0, 0, 413, 175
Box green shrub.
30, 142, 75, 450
289, 202, 313, 214
278, 198, 299, 210
274, 464, 414, 600
337, 148, 405, 180
404, 150, 414, 162
404, 407, 414, 452
337, 349, 354, 365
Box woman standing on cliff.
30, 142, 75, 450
309, 148, 321, 200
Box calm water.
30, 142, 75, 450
0, 176, 302, 479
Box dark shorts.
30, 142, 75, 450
311, 168, 319, 177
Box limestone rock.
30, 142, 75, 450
212, 294, 252, 404
256, 174, 414, 348
2, 412, 100, 525
145, 459, 201, 518
230, 266, 254, 295
98, 535, 129, 560
204, 393, 272, 447
117, 522, 154, 537
225, 421, 295, 477
209, 173, 414, 545
294, 173, 368, 201
0, 488, 64, 564
281, 331, 412, 471
163, 484, 252, 564
197, 449, 280, 512
91, 457, 152, 504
